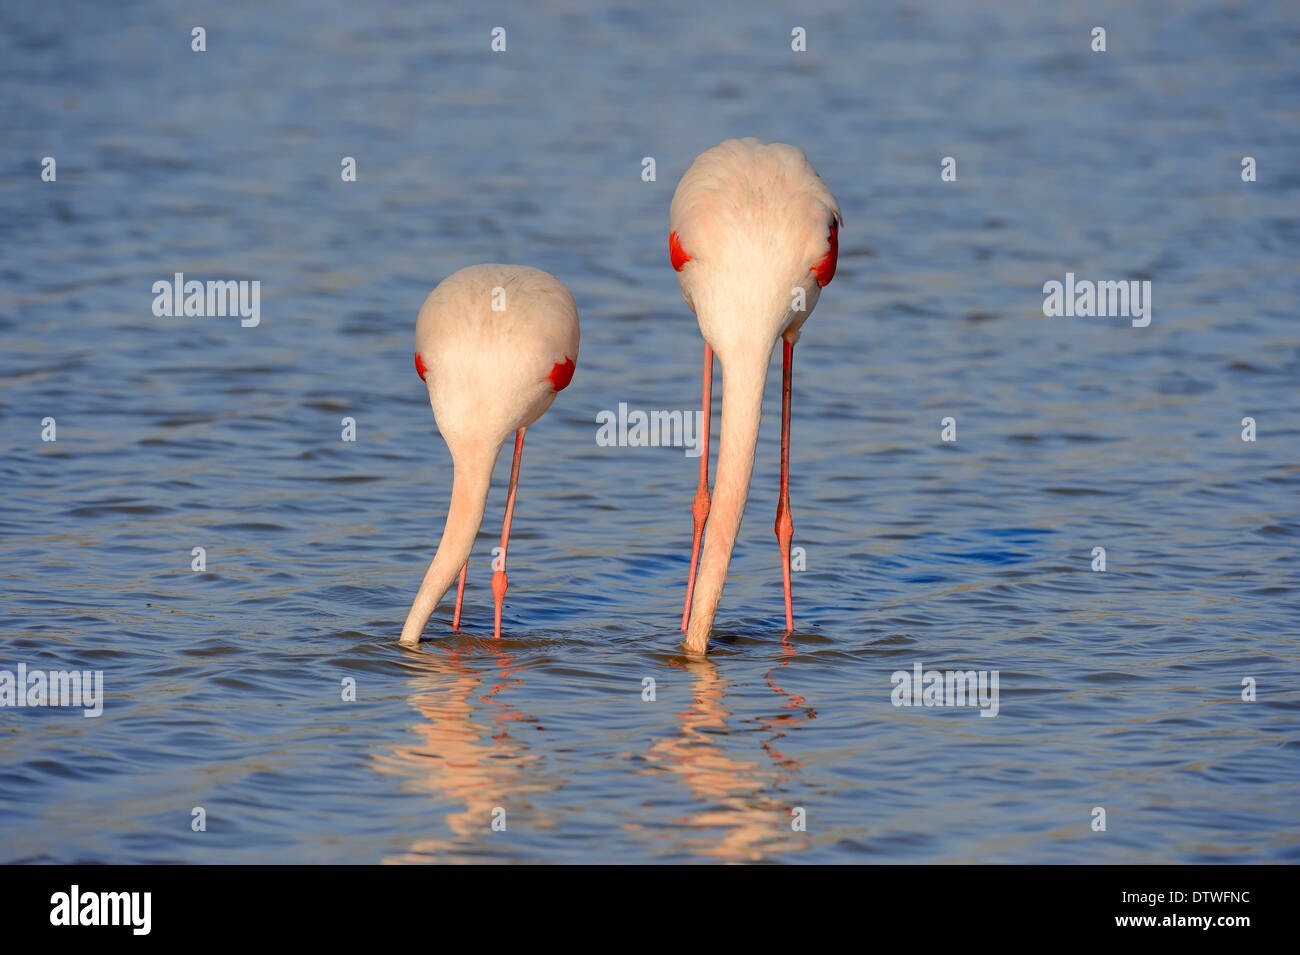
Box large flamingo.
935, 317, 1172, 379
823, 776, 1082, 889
671, 139, 841, 654
399, 264, 579, 646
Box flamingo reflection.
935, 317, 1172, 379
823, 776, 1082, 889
758, 632, 818, 774
641, 647, 816, 862
375, 644, 554, 863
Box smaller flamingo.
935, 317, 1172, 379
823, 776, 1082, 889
399, 265, 579, 646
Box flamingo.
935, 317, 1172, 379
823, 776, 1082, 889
671, 138, 841, 654
399, 264, 579, 646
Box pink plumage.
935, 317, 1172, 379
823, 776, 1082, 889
400, 264, 579, 645
670, 139, 841, 653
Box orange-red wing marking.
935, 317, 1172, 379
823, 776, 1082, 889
812, 220, 838, 287
548, 356, 576, 392
669, 231, 691, 272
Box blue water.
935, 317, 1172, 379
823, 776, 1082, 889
1, 0, 1298, 863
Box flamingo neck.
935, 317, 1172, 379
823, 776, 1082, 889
685, 343, 771, 651
399, 445, 496, 644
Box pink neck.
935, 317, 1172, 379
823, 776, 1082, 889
685, 345, 770, 651
399, 446, 495, 644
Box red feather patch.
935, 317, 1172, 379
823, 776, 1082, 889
548, 356, 576, 392
812, 220, 838, 287
414, 351, 429, 381
669, 231, 691, 272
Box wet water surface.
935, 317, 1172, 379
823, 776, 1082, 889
1, 1, 1298, 862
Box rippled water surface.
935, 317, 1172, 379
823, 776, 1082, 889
2, 0, 1299, 863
